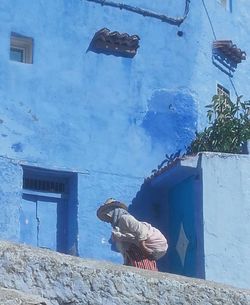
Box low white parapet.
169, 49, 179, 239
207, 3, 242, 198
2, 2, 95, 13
0, 241, 249, 305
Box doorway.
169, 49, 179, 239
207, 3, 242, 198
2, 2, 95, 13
20, 166, 78, 255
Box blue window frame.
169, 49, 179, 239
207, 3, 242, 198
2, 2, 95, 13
20, 166, 78, 255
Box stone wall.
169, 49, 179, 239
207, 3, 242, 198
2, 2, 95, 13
0, 287, 48, 305
0, 241, 249, 305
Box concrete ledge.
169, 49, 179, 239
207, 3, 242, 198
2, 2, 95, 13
0, 287, 49, 305
0, 241, 249, 305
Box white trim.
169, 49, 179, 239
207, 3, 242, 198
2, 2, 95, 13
10, 33, 33, 64
22, 189, 64, 199
216, 0, 231, 11
216, 83, 230, 98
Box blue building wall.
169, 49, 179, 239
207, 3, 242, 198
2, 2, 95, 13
167, 176, 200, 277
201, 153, 250, 289
0, 158, 22, 242
130, 158, 204, 279
0, 0, 249, 286
132, 153, 250, 289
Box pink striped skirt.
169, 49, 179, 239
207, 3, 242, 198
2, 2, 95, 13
125, 244, 158, 271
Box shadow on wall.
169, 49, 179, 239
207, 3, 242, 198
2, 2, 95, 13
141, 89, 197, 153
129, 156, 205, 279
129, 183, 171, 272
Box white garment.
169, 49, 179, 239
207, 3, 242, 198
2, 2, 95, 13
112, 214, 168, 260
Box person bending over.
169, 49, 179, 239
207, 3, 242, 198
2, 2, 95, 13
97, 198, 168, 271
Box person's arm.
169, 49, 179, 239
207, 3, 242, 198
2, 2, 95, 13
118, 215, 148, 241
139, 240, 154, 256
112, 230, 152, 254
112, 226, 136, 242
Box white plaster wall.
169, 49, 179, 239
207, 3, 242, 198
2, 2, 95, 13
201, 152, 250, 289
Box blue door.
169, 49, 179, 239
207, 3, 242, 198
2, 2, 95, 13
20, 194, 62, 251
20, 197, 37, 246
37, 198, 58, 250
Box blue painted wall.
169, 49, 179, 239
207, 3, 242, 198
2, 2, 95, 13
201, 153, 250, 289
166, 176, 200, 277
0, 0, 249, 287
0, 158, 22, 242
132, 153, 250, 289
131, 170, 204, 278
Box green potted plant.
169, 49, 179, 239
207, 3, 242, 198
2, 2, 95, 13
187, 94, 250, 155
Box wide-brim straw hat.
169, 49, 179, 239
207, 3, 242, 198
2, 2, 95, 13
97, 198, 128, 222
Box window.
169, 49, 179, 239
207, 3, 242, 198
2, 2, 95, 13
218, 0, 227, 8
23, 176, 66, 194
10, 32, 33, 64
217, 84, 230, 99
217, 0, 232, 11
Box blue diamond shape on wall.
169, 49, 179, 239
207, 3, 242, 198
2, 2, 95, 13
176, 223, 189, 267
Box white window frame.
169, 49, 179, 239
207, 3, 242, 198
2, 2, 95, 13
216, 83, 230, 99
10, 33, 33, 64
217, 0, 232, 11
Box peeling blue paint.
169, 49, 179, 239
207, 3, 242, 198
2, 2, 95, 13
11, 142, 23, 152
141, 90, 197, 152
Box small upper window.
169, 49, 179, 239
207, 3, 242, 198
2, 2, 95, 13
217, 0, 232, 11
217, 84, 230, 99
10, 32, 33, 64
218, 0, 227, 8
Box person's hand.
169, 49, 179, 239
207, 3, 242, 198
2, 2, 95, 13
112, 230, 122, 241
111, 232, 117, 241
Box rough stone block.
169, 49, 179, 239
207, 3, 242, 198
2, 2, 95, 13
0, 287, 49, 305
0, 241, 249, 305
